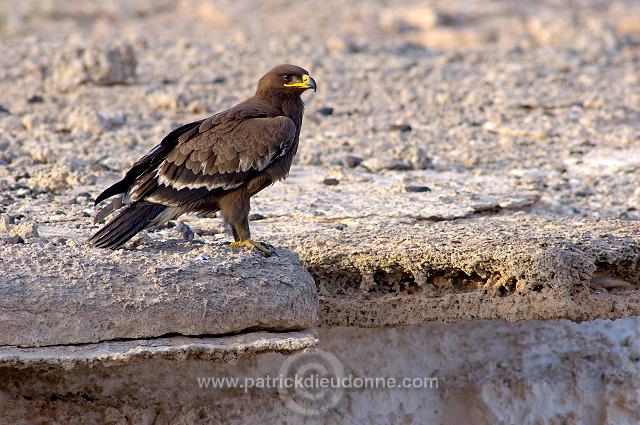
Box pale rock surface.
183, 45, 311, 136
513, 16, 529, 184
0, 320, 637, 424
0, 331, 317, 369
10, 221, 39, 239
51, 41, 137, 89
0, 240, 317, 346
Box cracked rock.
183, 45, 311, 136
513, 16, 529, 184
11, 221, 39, 240
51, 41, 137, 89
0, 331, 317, 369
64, 107, 126, 135
26, 165, 73, 193
0, 240, 317, 347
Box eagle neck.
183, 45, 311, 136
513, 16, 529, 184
257, 91, 304, 128
281, 96, 304, 129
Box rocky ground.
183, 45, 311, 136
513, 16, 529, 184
1, 0, 639, 229
1, 0, 640, 423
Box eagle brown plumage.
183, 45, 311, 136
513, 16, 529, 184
89, 64, 317, 255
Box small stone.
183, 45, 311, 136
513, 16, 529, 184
77, 174, 97, 185
0, 106, 10, 115
51, 41, 137, 89
390, 123, 412, 132
361, 158, 412, 172
616, 10, 640, 36
192, 227, 220, 236
0, 234, 24, 244
64, 107, 125, 135
27, 165, 72, 193
21, 114, 36, 131
405, 185, 432, 193
317, 107, 334, 116
175, 222, 194, 241
297, 151, 323, 166
344, 155, 363, 168
326, 36, 362, 53
379, 7, 438, 34
11, 222, 39, 239
15, 188, 30, 198
50, 236, 68, 245
146, 89, 184, 111
403, 147, 433, 169
334, 223, 347, 230
249, 213, 267, 221
0, 215, 12, 232
323, 178, 340, 186
27, 95, 44, 103
14, 170, 30, 180
187, 2, 231, 26
27, 146, 55, 164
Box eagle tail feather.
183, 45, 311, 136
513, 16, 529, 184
89, 202, 167, 249
94, 196, 124, 224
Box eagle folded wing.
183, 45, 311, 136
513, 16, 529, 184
94, 120, 204, 206
129, 115, 297, 206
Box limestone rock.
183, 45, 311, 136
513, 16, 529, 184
0, 331, 317, 369
1, 321, 637, 424
64, 107, 126, 135
379, 7, 438, 34
51, 41, 137, 89
251, 167, 540, 222
11, 221, 39, 240
27, 165, 72, 193
0, 241, 317, 347
256, 213, 640, 326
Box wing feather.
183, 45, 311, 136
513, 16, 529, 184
94, 120, 203, 205
130, 115, 296, 204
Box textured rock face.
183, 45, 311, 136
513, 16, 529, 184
140, 167, 636, 326
0, 331, 317, 369
0, 320, 638, 424
259, 213, 640, 326
7, 164, 639, 332
0, 240, 317, 346
51, 42, 137, 88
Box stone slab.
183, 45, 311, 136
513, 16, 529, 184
0, 331, 317, 369
0, 240, 318, 347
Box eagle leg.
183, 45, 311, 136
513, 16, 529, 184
230, 239, 273, 257
220, 192, 273, 257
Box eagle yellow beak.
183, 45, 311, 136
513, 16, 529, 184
284, 74, 317, 92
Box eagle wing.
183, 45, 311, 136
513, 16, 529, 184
94, 120, 203, 206
125, 115, 297, 207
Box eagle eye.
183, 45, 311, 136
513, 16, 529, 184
282, 74, 292, 81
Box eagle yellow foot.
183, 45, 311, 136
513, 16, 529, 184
229, 239, 273, 257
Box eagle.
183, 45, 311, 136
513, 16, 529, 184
89, 64, 317, 256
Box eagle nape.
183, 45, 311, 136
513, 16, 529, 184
89, 64, 316, 254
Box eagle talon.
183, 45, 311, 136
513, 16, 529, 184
230, 239, 273, 257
